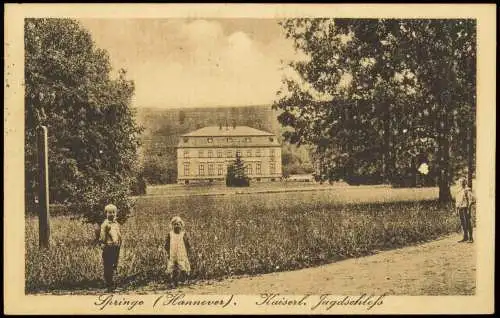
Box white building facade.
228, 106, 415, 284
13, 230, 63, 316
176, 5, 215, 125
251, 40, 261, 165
176, 126, 282, 184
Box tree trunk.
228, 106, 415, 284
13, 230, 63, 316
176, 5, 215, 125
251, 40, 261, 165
467, 125, 474, 189
387, 104, 395, 184
412, 156, 417, 188
344, 106, 354, 181
438, 169, 452, 202
437, 149, 452, 203
383, 103, 392, 183
437, 92, 452, 204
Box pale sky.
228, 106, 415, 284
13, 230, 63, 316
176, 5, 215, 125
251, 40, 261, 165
79, 19, 301, 108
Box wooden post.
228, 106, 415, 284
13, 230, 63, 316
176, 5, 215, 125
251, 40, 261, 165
37, 125, 50, 249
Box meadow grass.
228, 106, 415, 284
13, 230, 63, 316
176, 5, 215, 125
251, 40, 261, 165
25, 187, 462, 293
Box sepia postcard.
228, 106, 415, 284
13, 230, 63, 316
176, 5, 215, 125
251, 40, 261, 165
4, 3, 496, 315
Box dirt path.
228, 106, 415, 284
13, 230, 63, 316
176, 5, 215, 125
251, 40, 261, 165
136, 232, 475, 296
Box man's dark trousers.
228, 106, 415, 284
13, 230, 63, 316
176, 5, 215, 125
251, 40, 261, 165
458, 207, 473, 240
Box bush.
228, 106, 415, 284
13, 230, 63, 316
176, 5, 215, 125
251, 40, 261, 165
67, 171, 135, 226
130, 174, 147, 196
391, 167, 438, 188
142, 155, 177, 185
226, 175, 250, 187
226, 153, 250, 187
344, 174, 384, 185
283, 162, 315, 176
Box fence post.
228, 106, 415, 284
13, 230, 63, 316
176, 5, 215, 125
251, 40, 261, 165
38, 125, 50, 249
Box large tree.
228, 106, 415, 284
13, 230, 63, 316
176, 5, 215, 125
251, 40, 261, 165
274, 19, 476, 202
25, 18, 143, 225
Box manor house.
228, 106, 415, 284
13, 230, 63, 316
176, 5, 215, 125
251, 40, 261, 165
176, 125, 282, 184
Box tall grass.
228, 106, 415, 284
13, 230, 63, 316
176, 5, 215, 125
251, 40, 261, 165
25, 188, 461, 293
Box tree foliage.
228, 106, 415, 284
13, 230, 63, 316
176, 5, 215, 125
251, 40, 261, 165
25, 18, 143, 223
281, 144, 315, 177
274, 19, 476, 202
141, 154, 177, 185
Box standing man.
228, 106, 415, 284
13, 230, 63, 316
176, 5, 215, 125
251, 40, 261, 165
456, 177, 474, 243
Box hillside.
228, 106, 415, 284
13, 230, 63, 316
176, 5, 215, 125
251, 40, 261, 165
136, 105, 283, 155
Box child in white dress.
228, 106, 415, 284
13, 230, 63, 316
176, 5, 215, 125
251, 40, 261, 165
164, 216, 192, 288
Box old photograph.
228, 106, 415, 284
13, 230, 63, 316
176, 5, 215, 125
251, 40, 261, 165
4, 3, 495, 315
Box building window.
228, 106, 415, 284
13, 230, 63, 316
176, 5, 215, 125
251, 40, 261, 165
184, 163, 189, 176
245, 137, 251, 142
217, 150, 223, 158
207, 137, 213, 143
217, 164, 224, 176
227, 137, 232, 143
226, 150, 233, 158
183, 137, 188, 143
198, 150, 204, 158
269, 137, 274, 142
255, 149, 261, 157
236, 150, 241, 157
256, 162, 261, 174
246, 150, 252, 157
246, 163, 253, 175
199, 164, 205, 176
208, 163, 214, 175
270, 149, 275, 161
270, 162, 276, 174
208, 150, 213, 158
184, 150, 189, 158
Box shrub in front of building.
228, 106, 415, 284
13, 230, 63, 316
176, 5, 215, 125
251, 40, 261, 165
226, 153, 250, 187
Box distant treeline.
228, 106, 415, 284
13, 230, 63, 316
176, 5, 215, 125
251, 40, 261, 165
136, 105, 314, 184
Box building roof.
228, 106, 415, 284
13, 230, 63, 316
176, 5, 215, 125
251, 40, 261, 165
181, 126, 275, 137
